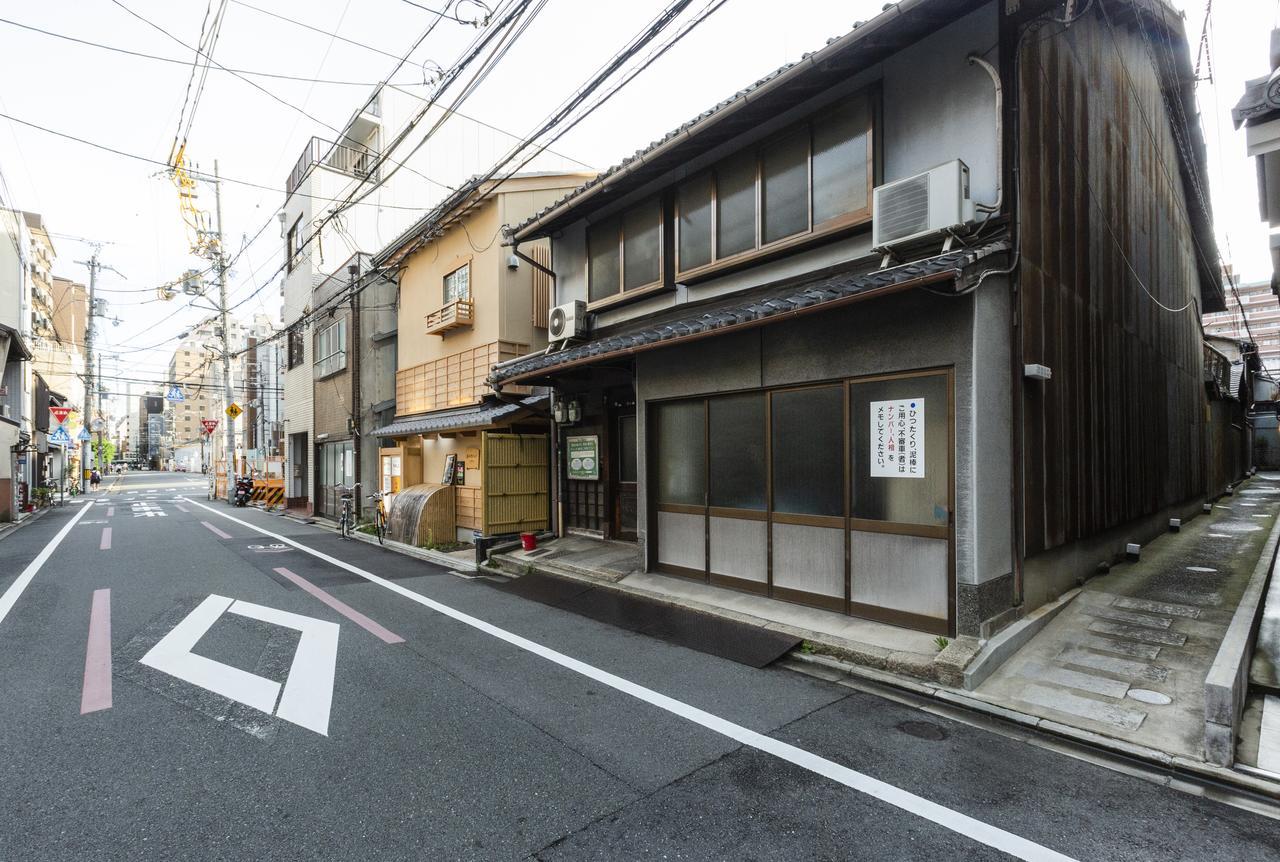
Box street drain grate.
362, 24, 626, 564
896, 720, 948, 741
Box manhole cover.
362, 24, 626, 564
896, 720, 948, 741
1127, 689, 1172, 705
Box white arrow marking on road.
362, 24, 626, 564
139, 594, 339, 736
180, 497, 1076, 862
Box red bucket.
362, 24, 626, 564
520, 533, 537, 552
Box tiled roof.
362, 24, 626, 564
372, 394, 547, 437
508, 0, 992, 241
491, 239, 1011, 385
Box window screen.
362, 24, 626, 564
813, 99, 870, 224
761, 129, 809, 244
654, 400, 705, 506
771, 386, 844, 516
623, 203, 661, 290
716, 151, 757, 258
708, 393, 765, 510
677, 176, 713, 271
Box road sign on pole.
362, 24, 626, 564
49, 406, 72, 426
77, 427, 92, 442
201, 419, 219, 435
49, 426, 73, 445
225, 403, 242, 420
166, 386, 186, 402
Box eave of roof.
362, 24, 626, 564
491, 239, 1011, 386
372, 393, 547, 437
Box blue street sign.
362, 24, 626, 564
166, 386, 186, 402
49, 426, 72, 445
77, 427, 92, 442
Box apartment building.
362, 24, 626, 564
0, 208, 33, 519
1203, 279, 1280, 374
165, 315, 244, 470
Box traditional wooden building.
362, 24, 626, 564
492, 0, 1224, 637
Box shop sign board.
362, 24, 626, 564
567, 435, 599, 481
870, 398, 925, 478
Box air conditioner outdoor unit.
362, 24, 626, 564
871, 159, 975, 249
548, 300, 587, 341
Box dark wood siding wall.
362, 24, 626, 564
1018, 9, 1208, 556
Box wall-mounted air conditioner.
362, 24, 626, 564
548, 301, 587, 341
872, 160, 975, 249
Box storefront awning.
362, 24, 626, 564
491, 239, 1011, 387
372, 394, 547, 438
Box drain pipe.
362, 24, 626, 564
968, 53, 1003, 214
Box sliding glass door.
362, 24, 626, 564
649, 368, 954, 634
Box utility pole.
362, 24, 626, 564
212, 161, 235, 490
348, 262, 361, 518
95, 354, 104, 472
77, 248, 100, 488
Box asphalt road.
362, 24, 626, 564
2, 471, 1279, 861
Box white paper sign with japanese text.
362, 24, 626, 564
870, 398, 925, 478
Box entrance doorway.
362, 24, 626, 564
650, 368, 955, 635
614, 413, 637, 540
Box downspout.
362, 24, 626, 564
505, 237, 562, 535
967, 53, 1003, 214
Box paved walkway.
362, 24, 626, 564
975, 472, 1280, 762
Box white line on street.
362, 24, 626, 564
0, 502, 95, 628
140, 595, 281, 714
181, 497, 1075, 862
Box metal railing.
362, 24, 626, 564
286, 137, 380, 197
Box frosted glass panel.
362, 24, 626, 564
771, 386, 843, 516
655, 400, 705, 506
709, 392, 765, 510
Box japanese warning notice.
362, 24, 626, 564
870, 398, 925, 478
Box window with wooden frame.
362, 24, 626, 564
586, 198, 663, 306
443, 263, 470, 303
676, 93, 873, 278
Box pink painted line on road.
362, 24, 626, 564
99, 528, 112, 550
201, 521, 232, 539
80, 589, 112, 714
274, 567, 405, 645
106, 506, 114, 517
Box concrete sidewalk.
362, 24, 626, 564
973, 473, 1280, 767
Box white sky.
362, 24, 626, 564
0, 0, 1271, 409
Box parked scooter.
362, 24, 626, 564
233, 476, 254, 507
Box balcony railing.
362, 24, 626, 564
286, 137, 380, 197
425, 299, 475, 336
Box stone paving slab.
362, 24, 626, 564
975, 473, 1280, 763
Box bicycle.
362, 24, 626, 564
367, 490, 388, 545
338, 483, 360, 539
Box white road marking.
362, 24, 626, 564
180, 497, 1076, 862
140, 595, 280, 714
1186, 566, 1217, 572
140, 593, 339, 736
0, 502, 94, 628
227, 599, 339, 736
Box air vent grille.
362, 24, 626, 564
876, 175, 931, 245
